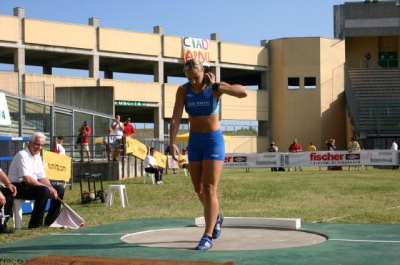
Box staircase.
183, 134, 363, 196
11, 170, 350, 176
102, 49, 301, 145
347, 68, 400, 136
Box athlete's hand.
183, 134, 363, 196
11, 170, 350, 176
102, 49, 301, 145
171, 145, 179, 161
205, 72, 216, 84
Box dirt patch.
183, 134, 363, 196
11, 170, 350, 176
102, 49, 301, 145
23, 255, 234, 265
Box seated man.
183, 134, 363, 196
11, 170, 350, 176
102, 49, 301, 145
144, 147, 164, 184
0, 168, 17, 233
8, 132, 65, 229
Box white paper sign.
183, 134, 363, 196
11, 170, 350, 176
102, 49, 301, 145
0, 93, 11, 125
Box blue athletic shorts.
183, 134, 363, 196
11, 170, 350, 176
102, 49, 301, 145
188, 130, 225, 162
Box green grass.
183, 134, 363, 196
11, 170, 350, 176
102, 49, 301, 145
2, 166, 400, 264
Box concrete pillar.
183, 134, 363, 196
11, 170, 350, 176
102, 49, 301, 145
89, 17, 100, 84
153, 62, 164, 83
43, 66, 52, 75
261, 39, 272, 138
153, 25, 163, 35
104, 71, 113, 79
210, 33, 221, 80
210, 33, 222, 121
260, 40, 269, 91
13, 7, 25, 95
89, 55, 99, 82
211, 33, 220, 43
153, 26, 164, 139
153, 107, 163, 139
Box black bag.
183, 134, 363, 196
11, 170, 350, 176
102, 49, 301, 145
278, 167, 285, 171
76, 133, 82, 144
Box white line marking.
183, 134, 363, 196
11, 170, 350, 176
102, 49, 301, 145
325, 215, 350, 222
50, 233, 128, 236
326, 205, 400, 222
330, 239, 400, 243
385, 206, 400, 210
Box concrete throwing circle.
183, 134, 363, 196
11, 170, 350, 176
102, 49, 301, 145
121, 227, 327, 251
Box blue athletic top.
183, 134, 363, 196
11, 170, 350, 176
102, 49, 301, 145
184, 82, 220, 117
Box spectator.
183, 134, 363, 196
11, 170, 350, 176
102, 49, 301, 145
288, 139, 303, 171
165, 144, 180, 174
348, 137, 360, 171
78, 120, 92, 162
53, 135, 65, 155
268, 142, 278, 172
103, 128, 116, 159
307, 142, 316, 152
307, 142, 320, 170
179, 147, 189, 176
144, 147, 164, 184
326, 139, 336, 170
0, 168, 17, 234
8, 132, 65, 229
111, 115, 124, 161
391, 139, 398, 170
123, 117, 135, 137
365, 52, 371, 68
326, 139, 336, 151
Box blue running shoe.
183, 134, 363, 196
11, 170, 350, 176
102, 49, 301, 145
212, 213, 224, 239
195, 235, 213, 250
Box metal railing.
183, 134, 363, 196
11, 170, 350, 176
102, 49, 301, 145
347, 59, 399, 69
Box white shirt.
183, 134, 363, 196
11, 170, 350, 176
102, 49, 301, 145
55, 143, 66, 155
103, 134, 116, 145
111, 121, 124, 139
391, 142, 398, 150
144, 154, 157, 168
8, 147, 47, 183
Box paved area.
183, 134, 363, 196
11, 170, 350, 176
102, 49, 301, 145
0, 218, 400, 265
122, 227, 326, 250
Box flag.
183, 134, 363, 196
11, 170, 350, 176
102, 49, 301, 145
50, 198, 84, 229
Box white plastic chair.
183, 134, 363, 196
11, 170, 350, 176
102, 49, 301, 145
12, 199, 34, 229
144, 173, 155, 184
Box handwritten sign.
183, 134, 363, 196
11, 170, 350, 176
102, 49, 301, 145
182, 37, 210, 64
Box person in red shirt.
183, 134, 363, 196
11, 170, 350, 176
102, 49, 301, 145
123, 117, 135, 137
78, 120, 92, 162
288, 139, 302, 171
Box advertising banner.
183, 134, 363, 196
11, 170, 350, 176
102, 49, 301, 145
42, 150, 72, 182
223, 150, 399, 168
154, 151, 167, 169
125, 137, 148, 160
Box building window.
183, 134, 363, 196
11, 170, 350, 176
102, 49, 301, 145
304, 77, 317, 89
288, 77, 300, 90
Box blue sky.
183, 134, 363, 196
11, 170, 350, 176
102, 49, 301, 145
1, 0, 359, 46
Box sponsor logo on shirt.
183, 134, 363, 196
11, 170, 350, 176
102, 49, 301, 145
187, 101, 211, 107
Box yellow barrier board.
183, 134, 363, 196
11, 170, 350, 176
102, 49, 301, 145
154, 150, 167, 169
125, 137, 148, 160
42, 150, 72, 182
